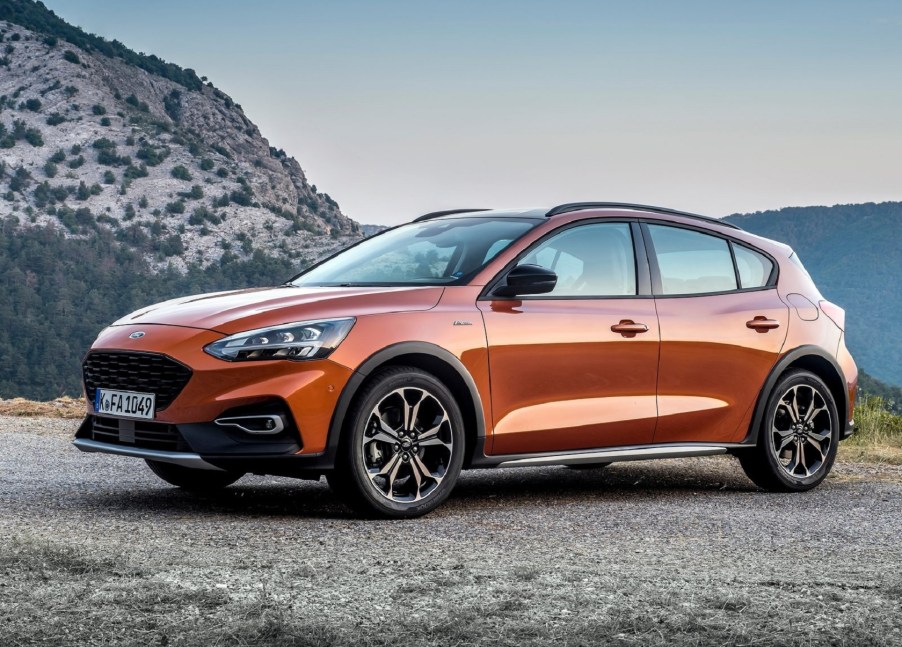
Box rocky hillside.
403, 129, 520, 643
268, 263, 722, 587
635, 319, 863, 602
0, 9, 359, 272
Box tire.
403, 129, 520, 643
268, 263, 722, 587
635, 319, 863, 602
327, 366, 465, 518
145, 459, 244, 491
738, 369, 839, 492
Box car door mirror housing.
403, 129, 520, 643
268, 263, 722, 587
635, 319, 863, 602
493, 264, 557, 297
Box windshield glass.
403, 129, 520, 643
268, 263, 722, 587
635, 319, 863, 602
291, 217, 538, 287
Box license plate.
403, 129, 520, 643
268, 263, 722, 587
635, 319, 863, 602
94, 389, 156, 420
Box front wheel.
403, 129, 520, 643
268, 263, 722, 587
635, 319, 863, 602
738, 369, 839, 492
327, 367, 465, 518
145, 459, 244, 492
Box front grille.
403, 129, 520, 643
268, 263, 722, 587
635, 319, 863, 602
90, 415, 189, 452
83, 351, 192, 411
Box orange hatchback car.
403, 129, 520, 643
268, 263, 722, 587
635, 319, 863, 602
76, 203, 857, 517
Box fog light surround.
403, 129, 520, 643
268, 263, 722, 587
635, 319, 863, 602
214, 415, 285, 435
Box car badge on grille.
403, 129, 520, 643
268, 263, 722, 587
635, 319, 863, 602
129, 331, 146, 339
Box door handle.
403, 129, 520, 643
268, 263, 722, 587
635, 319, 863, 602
611, 320, 649, 337
746, 316, 780, 332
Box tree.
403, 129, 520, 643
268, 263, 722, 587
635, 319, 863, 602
170, 165, 192, 181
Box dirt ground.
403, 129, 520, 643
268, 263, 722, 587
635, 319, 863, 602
1, 416, 900, 646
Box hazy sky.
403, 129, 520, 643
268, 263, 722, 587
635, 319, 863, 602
43, 1, 902, 225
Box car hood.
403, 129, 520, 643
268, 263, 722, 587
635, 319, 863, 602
111, 286, 445, 335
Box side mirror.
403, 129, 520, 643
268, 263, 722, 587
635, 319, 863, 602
492, 264, 557, 297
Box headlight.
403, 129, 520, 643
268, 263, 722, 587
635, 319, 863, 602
204, 318, 355, 362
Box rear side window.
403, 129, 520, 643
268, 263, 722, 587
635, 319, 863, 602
733, 244, 773, 288
647, 225, 737, 295
517, 222, 636, 297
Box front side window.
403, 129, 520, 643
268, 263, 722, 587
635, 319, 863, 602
647, 225, 737, 295
516, 222, 636, 297
292, 217, 537, 286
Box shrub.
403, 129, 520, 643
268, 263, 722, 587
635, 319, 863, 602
229, 189, 252, 206
199, 158, 214, 171
91, 104, 106, 115
125, 135, 135, 146
43, 161, 57, 178
159, 234, 185, 257
165, 200, 185, 214
62, 50, 80, 64
76, 181, 89, 200
64, 85, 78, 97
49, 149, 66, 163
123, 163, 149, 180
170, 165, 192, 181
123, 204, 136, 220
100, 117, 111, 127
24, 98, 42, 112
92, 137, 116, 150
135, 144, 168, 166
70, 143, 82, 154
178, 185, 203, 200
102, 170, 116, 184
68, 155, 85, 169
216, 167, 228, 178
138, 195, 149, 208
24, 128, 43, 147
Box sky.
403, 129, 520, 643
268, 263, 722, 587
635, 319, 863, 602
42, 0, 902, 225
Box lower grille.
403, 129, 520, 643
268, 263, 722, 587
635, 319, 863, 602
89, 416, 188, 452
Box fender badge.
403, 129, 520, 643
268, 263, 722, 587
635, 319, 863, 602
452, 321, 472, 326
129, 331, 146, 339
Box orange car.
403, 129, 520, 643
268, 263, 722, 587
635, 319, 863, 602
75, 203, 857, 517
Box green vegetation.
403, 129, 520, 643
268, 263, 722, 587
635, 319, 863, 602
0, 219, 301, 398
0, 0, 205, 90
199, 158, 214, 171
170, 165, 192, 181
90, 104, 105, 116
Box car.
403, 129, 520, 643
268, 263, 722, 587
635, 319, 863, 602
75, 202, 858, 517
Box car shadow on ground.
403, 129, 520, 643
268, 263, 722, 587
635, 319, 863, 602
69, 457, 765, 520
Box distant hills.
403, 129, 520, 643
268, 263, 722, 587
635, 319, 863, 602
726, 201, 902, 387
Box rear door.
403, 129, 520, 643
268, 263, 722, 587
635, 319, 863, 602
479, 221, 660, 455
643, 222, 789, 444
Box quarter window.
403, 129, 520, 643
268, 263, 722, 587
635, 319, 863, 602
516, 223, 636, 297
647, 225, 737, 295
733, 244, 774, 289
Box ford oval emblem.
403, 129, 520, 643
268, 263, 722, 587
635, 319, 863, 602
129, 331, 146, 339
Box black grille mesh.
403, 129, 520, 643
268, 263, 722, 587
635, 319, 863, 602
90, 416, 188, 452
83, 351, 192, 411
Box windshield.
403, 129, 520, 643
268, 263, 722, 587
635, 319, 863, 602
291, 217, 539, 287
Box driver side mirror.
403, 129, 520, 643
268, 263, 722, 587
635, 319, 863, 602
492, 264, 557, 297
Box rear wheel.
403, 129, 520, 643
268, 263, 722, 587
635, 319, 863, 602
145, 459, 244, 491
327, 367, 465, 518
739, 369, 839, 491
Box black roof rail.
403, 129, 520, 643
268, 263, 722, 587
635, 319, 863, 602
413, 208, 492, 222
545, 202, 741, 230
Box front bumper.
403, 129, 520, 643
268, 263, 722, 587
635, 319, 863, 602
85, 324, 356, 456
74, 412, 334, 476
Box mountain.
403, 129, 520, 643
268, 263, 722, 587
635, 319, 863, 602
726, 201, 902, 387
0, 1, 364, 399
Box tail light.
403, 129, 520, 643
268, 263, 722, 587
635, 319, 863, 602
819, 300, 845, 331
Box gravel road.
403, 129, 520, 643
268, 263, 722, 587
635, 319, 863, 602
1, 415, 901, 646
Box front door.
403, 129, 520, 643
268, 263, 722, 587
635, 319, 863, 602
479, 221, 660, 455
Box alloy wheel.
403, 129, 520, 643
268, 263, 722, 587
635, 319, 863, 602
770, 383, 833, 479
361, 387, 454, 503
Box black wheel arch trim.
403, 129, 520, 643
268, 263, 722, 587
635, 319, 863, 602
742, 345, 851, 446
319, 342, 487, 469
